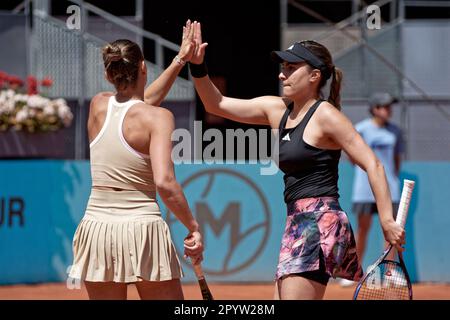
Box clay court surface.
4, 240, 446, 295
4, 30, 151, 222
0, 282, 449, 300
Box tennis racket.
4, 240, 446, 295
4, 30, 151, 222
353, 179, 415, 300
192, 262, 214, 300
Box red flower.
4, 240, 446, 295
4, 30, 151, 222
27, 75, 38, 95
41, 77, 53, 87
8, 75, 24, 87
0, 71, 8, 81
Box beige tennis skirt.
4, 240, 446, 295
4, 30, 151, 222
68, 189, 183, 283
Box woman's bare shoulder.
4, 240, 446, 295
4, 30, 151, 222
90, 92, 114, 110
131, 103, 175, 129
315, 101, 354, 135
92, 91, 114, 102
256, 96, 289, 126
97, 91, 115, 98
88, 92, 114, 120
316, 101, 347, 121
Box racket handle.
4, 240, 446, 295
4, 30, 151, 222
193, 263, 205, 280
395, 179, 415, 227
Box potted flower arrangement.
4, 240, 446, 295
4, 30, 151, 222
0, 71, 74, 158
0, 71, 73, 133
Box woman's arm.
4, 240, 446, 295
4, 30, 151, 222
194, 78, 279, 125
143, 20, 195, 106
189, 21, 281, 125
147, 107, 203, 259
319, 103, 405, 251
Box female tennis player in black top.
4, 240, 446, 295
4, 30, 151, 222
187, 22, 405, 300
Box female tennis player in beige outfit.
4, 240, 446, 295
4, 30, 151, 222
68, 21, 203, 300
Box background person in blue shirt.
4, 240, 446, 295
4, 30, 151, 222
341, 92, 404, 286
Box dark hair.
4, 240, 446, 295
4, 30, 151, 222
102, 39, 144, 90
300, 40, 342, 110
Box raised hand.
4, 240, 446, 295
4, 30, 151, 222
177, 20, 196, 63
190, 21, 208, 65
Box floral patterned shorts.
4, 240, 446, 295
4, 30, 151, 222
276, 197, 363, 282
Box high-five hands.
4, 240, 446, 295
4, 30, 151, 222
177, 20, 196, 63
190, 21, 208, 65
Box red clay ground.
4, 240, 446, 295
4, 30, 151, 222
0, 282, 449, 300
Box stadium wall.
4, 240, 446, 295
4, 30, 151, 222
0, 161, 449, 284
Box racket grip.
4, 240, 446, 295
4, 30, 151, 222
395, 179, 415, 227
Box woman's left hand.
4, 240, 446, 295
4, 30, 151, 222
177, 20, 196, 63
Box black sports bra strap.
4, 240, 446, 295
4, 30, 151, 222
278, 102, 294, 131
299, 99, 324, 129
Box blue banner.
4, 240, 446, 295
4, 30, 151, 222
1, 160, 449, 284
0, 161, 90, 284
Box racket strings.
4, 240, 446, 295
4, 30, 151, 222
356, 261, 410, 300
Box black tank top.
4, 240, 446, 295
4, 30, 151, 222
278, 100, 341, 203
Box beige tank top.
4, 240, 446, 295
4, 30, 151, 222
90, 96, 156, 199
